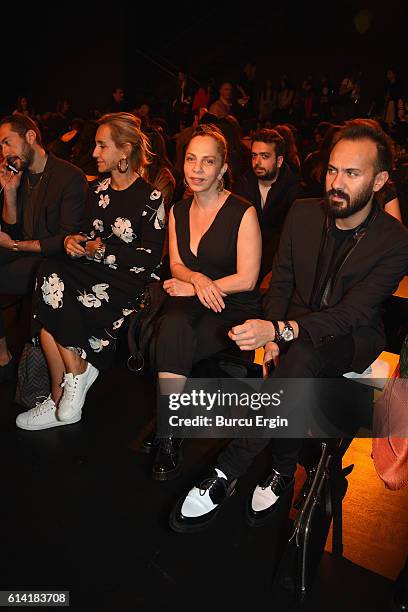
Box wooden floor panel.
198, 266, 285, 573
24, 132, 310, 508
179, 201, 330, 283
326, 437, 408, 580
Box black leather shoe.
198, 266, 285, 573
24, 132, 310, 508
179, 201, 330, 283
0, 355, 16, 384
152, 437, 183, 481
140, 430, 161, 454
246, 469, 294, 527
169, 468, 237, 533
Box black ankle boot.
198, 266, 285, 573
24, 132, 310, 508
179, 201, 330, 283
152, 437, 183, 481
140, 430, 160, 454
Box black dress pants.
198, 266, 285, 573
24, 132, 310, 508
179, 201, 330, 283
0, 249, 43, 337
218, 331, 355, 478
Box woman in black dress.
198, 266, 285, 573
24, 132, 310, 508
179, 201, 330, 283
16, 113, 166, 431
152, 124, 262, 479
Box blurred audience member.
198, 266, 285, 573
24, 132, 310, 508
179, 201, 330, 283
13, 96, 35, 119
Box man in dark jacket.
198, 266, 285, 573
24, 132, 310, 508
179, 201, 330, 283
169, 119, 408, 533
233, 128, 301, 280
0, 113, 88, 381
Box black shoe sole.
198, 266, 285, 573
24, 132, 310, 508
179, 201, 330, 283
169, 491, 235, 534
152, 462, 182, 481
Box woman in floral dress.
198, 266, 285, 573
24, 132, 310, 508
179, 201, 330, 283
16, 113, 166, 431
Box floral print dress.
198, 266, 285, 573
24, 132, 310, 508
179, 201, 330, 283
34, 176, 166, 370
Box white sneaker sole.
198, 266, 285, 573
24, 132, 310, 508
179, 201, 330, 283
16, 412, 82, 431
58, 366, 99, 422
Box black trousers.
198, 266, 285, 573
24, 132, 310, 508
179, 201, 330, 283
0, 248, 43, 338
154, 296, 259, 377
218, 332, 355, 478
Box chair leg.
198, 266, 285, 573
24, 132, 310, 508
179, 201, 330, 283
331, 451, 344, 557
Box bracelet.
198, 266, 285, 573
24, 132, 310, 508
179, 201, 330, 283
93, 243, 106, 263
270, 320, 281, 343
12, 240, 20, 252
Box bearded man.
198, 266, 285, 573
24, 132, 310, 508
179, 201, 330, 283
0, 113, 87, 382
233, 128, 301, 281
170, 119, 408, 533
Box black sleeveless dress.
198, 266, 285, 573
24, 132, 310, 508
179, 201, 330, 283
155, 194, 261, 376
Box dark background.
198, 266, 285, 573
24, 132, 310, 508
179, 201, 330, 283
2, 2, 407, 117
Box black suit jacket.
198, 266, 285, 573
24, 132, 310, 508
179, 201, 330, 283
263, 198, 408, 372
4, 153, 88, 257
233, 163, 301, 276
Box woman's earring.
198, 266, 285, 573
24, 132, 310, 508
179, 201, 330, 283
183, 177, 189, 189
117, 157, 129, 173
217, 175, 224, 192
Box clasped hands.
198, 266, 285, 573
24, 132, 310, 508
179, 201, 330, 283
64, 234, 102, 259
163, 272, 226, 312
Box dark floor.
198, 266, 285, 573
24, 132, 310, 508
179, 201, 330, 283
0, 305, 398, 611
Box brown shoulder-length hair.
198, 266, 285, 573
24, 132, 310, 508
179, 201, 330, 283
97, 112, 152, 174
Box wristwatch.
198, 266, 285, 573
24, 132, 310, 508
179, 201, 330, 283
271, 320, 295, 344
281, 320, 295, 342
93, 243, 106, 263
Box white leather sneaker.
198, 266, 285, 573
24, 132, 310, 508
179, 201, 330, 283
16, 395, 81, 430
58, 363, 99, 421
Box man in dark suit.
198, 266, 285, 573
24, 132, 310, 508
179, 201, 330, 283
169, 119, 408, 533
0, 113, 88, 382
233, 128, 301, 281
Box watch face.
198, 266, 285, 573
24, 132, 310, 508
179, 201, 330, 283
282, 328, 294, 341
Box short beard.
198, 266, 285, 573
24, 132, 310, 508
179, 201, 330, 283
18, 142, 35, 170
254, 163, 279, 182
325, 181, 374, 219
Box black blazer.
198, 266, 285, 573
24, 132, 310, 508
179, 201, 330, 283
233, 162, 301, 231
263, 198, 408, 372
4, 153, 88, 257
233, 163, 301, 277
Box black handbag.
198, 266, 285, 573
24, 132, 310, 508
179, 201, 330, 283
274, 442, 334, 601
15, 338, 51, 408
127, 282, 168, 374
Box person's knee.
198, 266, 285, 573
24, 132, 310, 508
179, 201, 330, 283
274, 337, 320, 377
156, 312, 194, 342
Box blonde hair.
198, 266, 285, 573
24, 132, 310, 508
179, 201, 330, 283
97, 112, 152, 173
